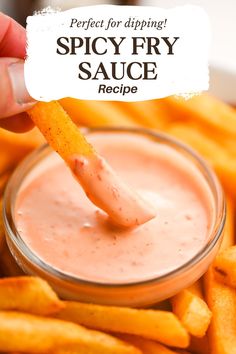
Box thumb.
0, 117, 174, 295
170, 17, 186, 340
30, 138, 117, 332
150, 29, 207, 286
0, 58, 35, 119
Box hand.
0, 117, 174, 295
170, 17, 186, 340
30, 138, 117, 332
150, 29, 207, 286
0, 12, 35, 132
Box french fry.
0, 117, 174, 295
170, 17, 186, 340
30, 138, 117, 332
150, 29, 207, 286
0, 205, 4, 273
214, 246, 236, 288
28, 101, 156, 228
188, 335, 210, 354
187, 281, 203, 299
116, 334, 180, 354
0, 239, 24, 277
157, 94, 236, 159
204, 198, 236, 354
0, 198, 4, 237
166, 123, 236, 195
60, 98, 137, 127
56, 301, 189, 348
0, 171, 11, 196
218, 198, 235, 251
115, 100, 170, 129
161, 94, 236, 136
1, 197, 21, 274
0, 127, 44, 174
204, 276, 236, 354
0, 311, 141, 354
0, 198, 18, 276
171, 287, 212, 337
0, 277, 63, 315
28, 101, 94, 160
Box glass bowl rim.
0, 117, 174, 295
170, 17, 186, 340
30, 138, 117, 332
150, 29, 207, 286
2, 127, 226, 289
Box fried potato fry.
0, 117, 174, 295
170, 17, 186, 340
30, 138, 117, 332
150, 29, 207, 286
116, 334, 180, 354
188, 335, 210, 354
214, 246, 236, 288
204, 198, 236, 354
115, 100, 170, 129
1, 198, 22, 274
28, 101, 156, 228
0, 127, 44, 174
167, 123, 225, 164
159, 94, 236, 158
0, 171, 11, 197
166, 123, 236, 195
0, 277, 63, 315
28, 102, 94, 160
60, 98, 137, 127
162, 94, 236, 136
0, 198, 4, 238
204, 276, 236, 354
0, 239, 24, 277
0, 311, 141, 354
55, 301, 189, 348
171, 288, 212, 337
187, 281, 203, 299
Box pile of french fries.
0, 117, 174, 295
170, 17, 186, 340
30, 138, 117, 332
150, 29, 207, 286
0, 93, 236, 353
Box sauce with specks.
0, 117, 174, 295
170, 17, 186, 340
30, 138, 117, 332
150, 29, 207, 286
15, 132, 214, 284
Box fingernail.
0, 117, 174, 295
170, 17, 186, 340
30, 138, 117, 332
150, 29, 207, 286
8, 60, 35, 105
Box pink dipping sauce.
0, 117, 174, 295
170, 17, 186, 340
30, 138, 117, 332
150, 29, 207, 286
15, 132, 214, 284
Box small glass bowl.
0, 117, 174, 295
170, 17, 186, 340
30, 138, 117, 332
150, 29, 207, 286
2, 128, 225, 307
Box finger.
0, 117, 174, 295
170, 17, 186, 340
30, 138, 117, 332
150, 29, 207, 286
0, 12, 26, 58
0, 112, 35, 133
0, 58, 35, 119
